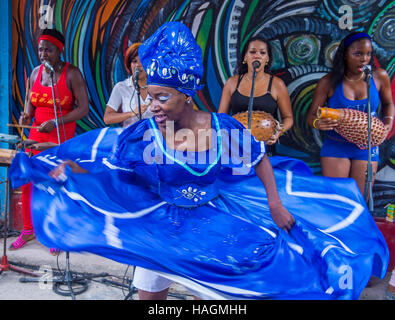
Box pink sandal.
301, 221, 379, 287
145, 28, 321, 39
50, 248, 62, 256
9, 229, 35, 250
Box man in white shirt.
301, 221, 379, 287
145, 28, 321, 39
104, 43, 152, 127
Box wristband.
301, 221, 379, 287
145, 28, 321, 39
312, 118, 319, 129
51, 119, 58, 128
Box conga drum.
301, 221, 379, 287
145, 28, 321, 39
233, 110, 281, 142
317, 107, 388, 149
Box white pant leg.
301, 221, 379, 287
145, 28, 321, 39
132, 267, 173, 292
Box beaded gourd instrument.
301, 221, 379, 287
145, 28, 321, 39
317, 107, 387, 149
233, 111, 281, 142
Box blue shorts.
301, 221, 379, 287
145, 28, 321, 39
320, 136, 379, 161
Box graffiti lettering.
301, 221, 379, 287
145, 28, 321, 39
339, 5, 353, 30
39, 5, 54, 29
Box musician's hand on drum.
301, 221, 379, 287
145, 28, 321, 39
38, 120, 56, 133
315, 118, 338, 131
19, 113, 31, 126
383, 123, 392, 135
266, 127, 282, 145
17, 139, 38, 150
30, 142, 58, 151
49, 160, 88, 181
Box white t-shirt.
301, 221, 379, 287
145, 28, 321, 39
106, 77, 153, 128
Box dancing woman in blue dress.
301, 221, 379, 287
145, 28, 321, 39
10, 22, 388, 300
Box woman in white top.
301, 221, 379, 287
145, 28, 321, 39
104, 42, 152, 127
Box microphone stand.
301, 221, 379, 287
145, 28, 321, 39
48, 70, 61, 145
363, 70, 374, 211
1, 167, 41, 277
134, 73, 142, 120
247, 66, 258, 130
49, 67, 91, 298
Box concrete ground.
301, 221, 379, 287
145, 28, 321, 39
0, 235, 392, 300
0, 235, 193, 300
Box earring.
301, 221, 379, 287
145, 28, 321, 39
242, 60, 246, 64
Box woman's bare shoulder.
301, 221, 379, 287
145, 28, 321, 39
224, 75, 240, 91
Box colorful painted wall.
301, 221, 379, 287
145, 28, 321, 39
11, 0, 395, 215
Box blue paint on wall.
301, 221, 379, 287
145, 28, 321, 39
0, 0, 12, 219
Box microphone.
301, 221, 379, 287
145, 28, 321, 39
43, 61, 55, 73
134, 67, 141, 87
363, 65, 372, 75
252, 60, 261, 70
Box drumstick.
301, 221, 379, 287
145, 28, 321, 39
7, 124, 39, 129
23, 77, 29, 113
20, 77, 30, 139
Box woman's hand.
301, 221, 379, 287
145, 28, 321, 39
129, 103, 151, 119
383, 121, 392, 136
270, 204, 295, 232
49, 160, 88, 181
38, 120, 56, 133
29, 142, 58, 151
16, 139, 37, 150
314, 118, 339, 131
140, 102, 151, 115
255, 156, 295, 232
266, 124, 283, 145
19, 112, 32, 126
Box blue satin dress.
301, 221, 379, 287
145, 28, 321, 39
9, 113, 388, 299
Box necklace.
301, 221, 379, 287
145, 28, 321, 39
344, 72, 364, 82
245, 73, 267, 82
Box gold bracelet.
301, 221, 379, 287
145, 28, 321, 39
312, 118, 319, 129
280, 128, 286, 136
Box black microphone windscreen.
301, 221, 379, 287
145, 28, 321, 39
43, 61, 55, 73
363, 65, 372, 74
135, 67, 141, 77
252, 61, 261, 69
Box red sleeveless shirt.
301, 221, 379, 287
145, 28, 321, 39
28, 63, 76, 154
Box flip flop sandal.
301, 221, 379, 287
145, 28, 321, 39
9, 229, 35, 250
50, 248, 62, 256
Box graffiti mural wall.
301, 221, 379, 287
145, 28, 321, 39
11, 0, 395, 215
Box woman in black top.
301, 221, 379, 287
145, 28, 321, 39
218, 36, 293, 146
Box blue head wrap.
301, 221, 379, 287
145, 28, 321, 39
138, 22, 204, 97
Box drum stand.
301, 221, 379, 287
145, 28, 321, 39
363, 70, 374, 211
0, 167, 40, 277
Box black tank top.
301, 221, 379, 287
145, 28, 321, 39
230, 74, 278, 118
